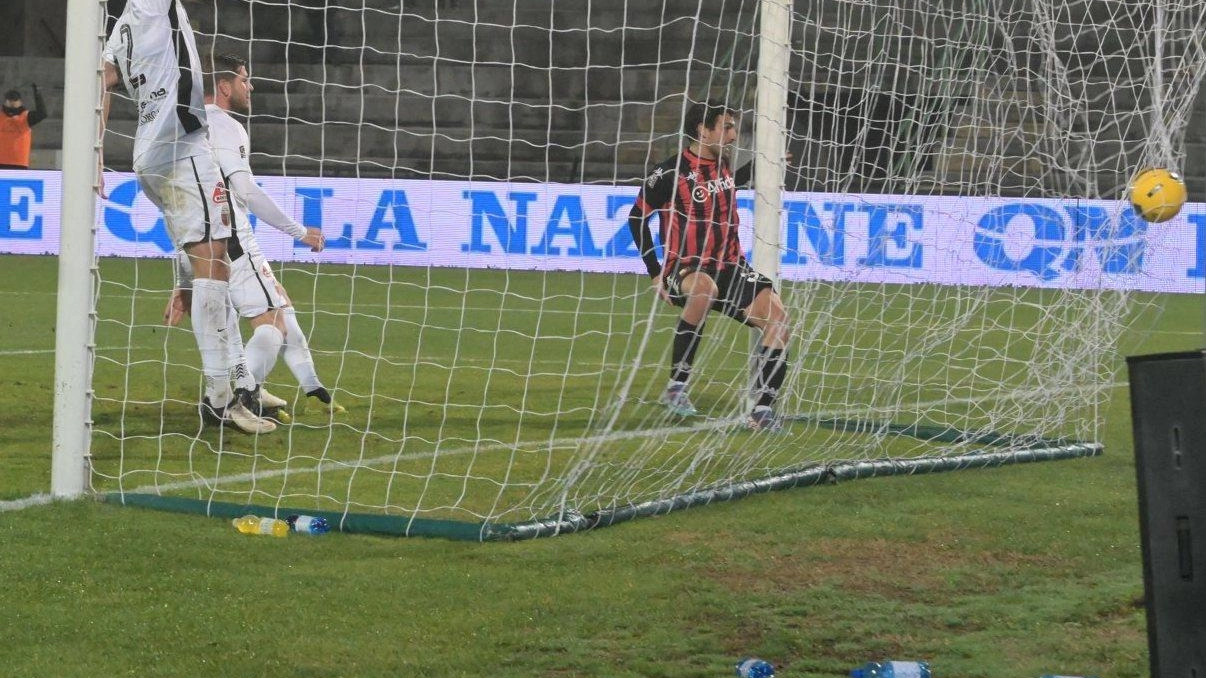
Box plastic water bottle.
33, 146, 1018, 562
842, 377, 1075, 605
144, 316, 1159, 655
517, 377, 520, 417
850, 661, 932, 678
231, 514, 289, 537
735, 658, 775, 678
286, 514, 330, 535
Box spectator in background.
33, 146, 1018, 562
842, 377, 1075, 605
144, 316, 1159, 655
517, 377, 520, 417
0, 85, 48, 169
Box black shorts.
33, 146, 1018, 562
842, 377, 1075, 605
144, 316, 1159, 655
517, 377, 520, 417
662, 261, 774, 324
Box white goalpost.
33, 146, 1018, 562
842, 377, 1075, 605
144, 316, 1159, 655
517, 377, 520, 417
51, 0, 105, 498
53, 0, 1206, 538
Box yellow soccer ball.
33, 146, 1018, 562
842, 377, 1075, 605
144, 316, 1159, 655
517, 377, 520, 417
1129, 168, 1187, 223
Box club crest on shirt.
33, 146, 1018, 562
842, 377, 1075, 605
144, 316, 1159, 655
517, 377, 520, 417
212, 182, 230, 227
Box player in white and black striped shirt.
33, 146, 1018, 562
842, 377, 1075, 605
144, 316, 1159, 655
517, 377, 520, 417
165, 55, 344, 419
101, 0, 273, 434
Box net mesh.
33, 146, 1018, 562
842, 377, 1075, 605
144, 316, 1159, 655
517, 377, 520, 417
91, 0, 1206, 531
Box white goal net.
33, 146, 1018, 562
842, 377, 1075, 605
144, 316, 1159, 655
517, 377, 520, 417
84, 0, 1206, 538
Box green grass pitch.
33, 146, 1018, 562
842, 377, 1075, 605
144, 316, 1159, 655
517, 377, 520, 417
0, 252, 1200, 676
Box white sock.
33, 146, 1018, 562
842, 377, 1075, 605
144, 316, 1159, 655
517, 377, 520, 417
191, 278, 233, 404
283, 308, 323, 393
245, 324, 285, 384
226, 305, 256, 392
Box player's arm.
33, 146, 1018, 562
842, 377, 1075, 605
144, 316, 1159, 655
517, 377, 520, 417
627, 197, 662, 279
27, 83, 47, 127
98, 60, 121, 198
224, 170, 325, 252
164, 250, 194, 326
627, 170, 673, 280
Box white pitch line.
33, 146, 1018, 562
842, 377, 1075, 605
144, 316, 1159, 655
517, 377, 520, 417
0, 345, 616, 368
1, 346, 188, 358
5, 323, 1197, 360
0, 493, 56, 512
0, 378, 1137, 514
106, 379, 1139, 500
124, 417, 746, 496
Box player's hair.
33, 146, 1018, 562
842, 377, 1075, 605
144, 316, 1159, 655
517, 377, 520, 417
3, 89, 20, 101
205, 54, 248, 96
682, 100, 739, 140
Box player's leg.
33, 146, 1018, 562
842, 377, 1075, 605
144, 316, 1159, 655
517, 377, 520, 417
181, 240, 231, 403
144, 158, 232, 406
222, 302, 258, 401
229, 256, 344, 417
659, 268, 717, 417
149, 157, 272, 433
245, 310, 286, 386
280, 305, 345, 414
243, 309, 292, 420
185, 240, 273, 432
226, 254, 291, 416
742, 285, 791, 430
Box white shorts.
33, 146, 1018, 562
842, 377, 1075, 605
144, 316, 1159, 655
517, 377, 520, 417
137, 154, 232, 247
229, 254, 291, 318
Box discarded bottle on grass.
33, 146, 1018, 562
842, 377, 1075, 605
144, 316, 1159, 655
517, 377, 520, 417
286, 514, 330, 535
232, 514, 289, 537
735, 658, 775, 678
850, 661, 932, 678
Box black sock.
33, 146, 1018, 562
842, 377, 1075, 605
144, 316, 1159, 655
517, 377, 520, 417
754, 346, 787, 409
670, 319, 704, 384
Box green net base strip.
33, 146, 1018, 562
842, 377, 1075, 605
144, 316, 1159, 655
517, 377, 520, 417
498, 440, 1102, 539
103, 440, 1100, 541
102, 492, 492, 541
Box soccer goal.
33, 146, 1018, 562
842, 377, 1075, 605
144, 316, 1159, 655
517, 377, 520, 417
53, 0, 1206, 539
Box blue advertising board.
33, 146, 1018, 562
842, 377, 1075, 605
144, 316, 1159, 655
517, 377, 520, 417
1, 170, 1202, 293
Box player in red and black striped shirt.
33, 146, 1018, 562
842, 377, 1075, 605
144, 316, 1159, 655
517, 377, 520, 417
627, 101, 792, 430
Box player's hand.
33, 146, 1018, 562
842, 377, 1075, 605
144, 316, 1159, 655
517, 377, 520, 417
163, 288, 191, 326
655, 278, 673, 306
96, 157, 107, 199
301, 227, 325, 252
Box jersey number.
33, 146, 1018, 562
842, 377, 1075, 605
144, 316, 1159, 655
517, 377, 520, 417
119, 25, 145, 90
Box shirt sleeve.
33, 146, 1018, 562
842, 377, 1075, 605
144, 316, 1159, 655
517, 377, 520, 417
208, 115, 253, 177
207, 111, 306, 239
627, 167, 674, 279
27, 87, 47, 127
174, 250, 194, 290
226, 171, 308, 240
131, 0, 173, 16
102, 28, 121, 65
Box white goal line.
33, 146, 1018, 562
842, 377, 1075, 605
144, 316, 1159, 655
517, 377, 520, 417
120, 379, 1129, 499
0, 379, 1129, 514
